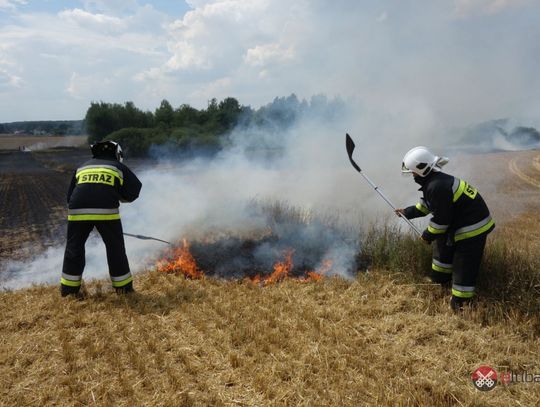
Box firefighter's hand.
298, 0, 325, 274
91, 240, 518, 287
394, 208, 405, 218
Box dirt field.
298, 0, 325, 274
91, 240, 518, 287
0, 151, 70, 262
0, 134, 86, 151
0, 136, 88, 263
468, 149, 540, 254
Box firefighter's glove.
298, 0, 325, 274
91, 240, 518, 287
394, 208, 405, 218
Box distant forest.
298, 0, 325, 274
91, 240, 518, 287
0, 120, 84, 136
83, 94, 345, 156
0, 94, 344, 157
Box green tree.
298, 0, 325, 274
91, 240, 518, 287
121, 101, 154, 128
85, 102, 121, 144
155, 99, 174, 127
217, 97, 242, 130
173, 104, 199, 127
105, 127, 167, 157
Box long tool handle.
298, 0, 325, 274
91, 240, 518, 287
345, 133, 422, 236
123, 232, 171, 245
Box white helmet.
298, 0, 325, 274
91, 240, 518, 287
401, 146, 448, 177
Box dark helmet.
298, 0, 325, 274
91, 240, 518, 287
90, 140, 123, 162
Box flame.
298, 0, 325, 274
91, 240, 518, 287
249, 249, 294, 286
156, 239, 204, 279
247, 251, 334, 286
302, 259, 332, 282
267, 249, 294, 284
156, 241, 332, 285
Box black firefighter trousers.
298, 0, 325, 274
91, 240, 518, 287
431, 233, 488, 300
61, 220, 133, 295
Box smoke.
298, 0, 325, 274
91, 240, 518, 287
445, 118, 540, 154
0, 100, 363, 289
26, 140, 83, 151
2, 91, 539, 290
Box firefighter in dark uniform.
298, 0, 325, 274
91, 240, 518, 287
395, 146, 495, 311
61, 140, 142, 296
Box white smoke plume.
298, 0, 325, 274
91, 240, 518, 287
2, 92, 539, 290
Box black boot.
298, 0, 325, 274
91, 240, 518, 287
115, 282, 135, 294
450, 295, 471, 312
60, 284, 85, 299
430, 271, 452, 288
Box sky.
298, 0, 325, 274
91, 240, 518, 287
1, 0, 540, 126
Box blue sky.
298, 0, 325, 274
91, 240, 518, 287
1, 1, 191, 18
0, 0, 539, 127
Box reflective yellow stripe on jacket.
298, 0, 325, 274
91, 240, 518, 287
454, 216, 494, 242
415, 202, 430, 215
67, 208, 120, 221
428, 220, 449, 235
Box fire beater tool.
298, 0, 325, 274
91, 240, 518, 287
123, 232, 171, 245
345, 133, 422, 237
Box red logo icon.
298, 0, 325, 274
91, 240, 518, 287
471, 365, 497, 391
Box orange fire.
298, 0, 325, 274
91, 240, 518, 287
267, 248, 294, 284
156, 239, 204, 279
156, 240, 333, 285
249, 249, 294, 286
302, 259, 333, 282
249, 250, 332, 285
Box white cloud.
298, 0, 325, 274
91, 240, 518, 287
190, 76, 232, 100
0, 0, 540, 125
82, 0, 139, 15
58, 8, 127, 33
163, 0, 307, 73
0, 0, 26, 10
244, 43, 295, 67
66, 72, 110, 99
454, 0, 529, 16
0, 67, 23, 90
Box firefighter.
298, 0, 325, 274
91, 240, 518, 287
61, 140, 142, 297
395, 146, 495, 311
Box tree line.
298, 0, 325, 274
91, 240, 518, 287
86, 94, 345, 156
0, 120, 84, 136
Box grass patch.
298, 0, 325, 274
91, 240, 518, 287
1, 215, 539, 405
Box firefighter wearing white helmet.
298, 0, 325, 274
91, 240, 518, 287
396, 146, 494, 311
60, 140, 142, 297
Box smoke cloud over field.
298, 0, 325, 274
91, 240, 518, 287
2, 91, 540, 290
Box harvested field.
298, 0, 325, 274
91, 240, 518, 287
0, 146, 539, 406
0, 151, 72, 263
0, 134, 86, 151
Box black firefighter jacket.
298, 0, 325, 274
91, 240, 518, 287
67, 157, 142, 221
403, 172, 494, 243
